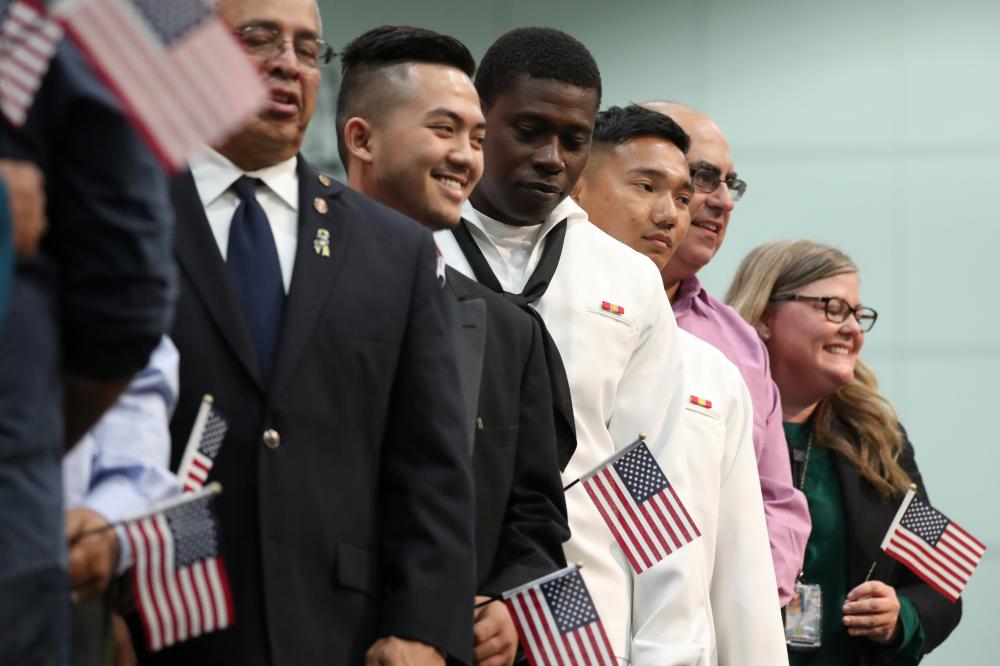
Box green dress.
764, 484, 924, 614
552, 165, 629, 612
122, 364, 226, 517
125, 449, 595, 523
784, 422, 925, 665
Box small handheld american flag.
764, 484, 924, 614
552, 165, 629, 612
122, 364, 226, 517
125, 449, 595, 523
123, 483, 234, 651
502, 565, 617, 666
880, 488, 986, 603
176, 395, 227, 493
0, 0, 62, 126
580, 436, 700, 574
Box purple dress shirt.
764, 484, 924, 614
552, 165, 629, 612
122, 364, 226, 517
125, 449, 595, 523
673, 275, 811, 605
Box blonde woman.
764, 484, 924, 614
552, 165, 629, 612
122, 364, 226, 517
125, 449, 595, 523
726, 240, 960, 665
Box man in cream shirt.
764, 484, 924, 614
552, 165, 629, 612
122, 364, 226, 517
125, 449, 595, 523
435, 29, 686, 660
573, 104, 787, 665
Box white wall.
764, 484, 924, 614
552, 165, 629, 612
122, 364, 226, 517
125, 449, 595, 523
315, 1, 999, 660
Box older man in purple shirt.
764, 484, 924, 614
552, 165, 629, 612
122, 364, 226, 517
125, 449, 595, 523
645, 101, 810, 606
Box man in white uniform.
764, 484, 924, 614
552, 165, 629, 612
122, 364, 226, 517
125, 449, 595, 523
573, 104, 787, 665
435, 29, 685, 660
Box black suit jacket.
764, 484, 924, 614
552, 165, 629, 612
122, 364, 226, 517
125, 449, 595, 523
796, 424, 962, 664
446, 268, 569, 596
147, 160, 475, 665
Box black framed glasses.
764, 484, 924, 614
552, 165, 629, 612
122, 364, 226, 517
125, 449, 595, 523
769, 294, 878, 332
690, 165, 747, 202
234, 25, 335, 68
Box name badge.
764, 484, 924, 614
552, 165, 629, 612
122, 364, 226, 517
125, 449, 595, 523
785, 582, 822, 650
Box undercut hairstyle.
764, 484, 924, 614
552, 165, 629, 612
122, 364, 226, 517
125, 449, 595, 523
475, 27, 602, 109
336, 25, 476, 169
592, 105, 690, 154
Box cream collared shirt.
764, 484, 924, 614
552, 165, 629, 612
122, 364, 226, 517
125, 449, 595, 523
631, 331, 788, 666
188, 148, 299, 293
437, 199, 686, 661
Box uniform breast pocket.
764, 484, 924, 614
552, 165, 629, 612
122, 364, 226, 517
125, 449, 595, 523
584, 306, 638, 330
682, 406, 725, 518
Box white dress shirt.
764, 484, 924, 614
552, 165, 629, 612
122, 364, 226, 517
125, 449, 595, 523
630, 331, 788, 666
188, 148, 299, 293
63, 336, 182, 573
437, 199, 686, 661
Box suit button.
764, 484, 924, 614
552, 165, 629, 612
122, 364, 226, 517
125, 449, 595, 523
262, 429, 281, 449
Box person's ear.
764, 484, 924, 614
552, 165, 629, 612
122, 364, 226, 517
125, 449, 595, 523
755, 309, 774, 342
343, 117, 375, 165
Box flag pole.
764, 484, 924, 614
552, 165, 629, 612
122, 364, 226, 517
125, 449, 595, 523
563, 434, 646, 492
70, 482, 223, 543
864, 483, 918, 583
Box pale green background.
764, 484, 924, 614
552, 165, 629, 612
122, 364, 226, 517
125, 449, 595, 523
310, 1, 999, 661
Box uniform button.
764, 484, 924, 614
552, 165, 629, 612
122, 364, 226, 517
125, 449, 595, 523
262, 429, 281, 449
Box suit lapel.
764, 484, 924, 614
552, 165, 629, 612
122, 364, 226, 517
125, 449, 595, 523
446, 270, 487, 455
171, 172, 264, 390
269, 159, 351, 398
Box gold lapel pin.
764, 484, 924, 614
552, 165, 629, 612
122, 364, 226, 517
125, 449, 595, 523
318, 173, 332, 187
313, 228, 331, 257
313, 197, 328, 214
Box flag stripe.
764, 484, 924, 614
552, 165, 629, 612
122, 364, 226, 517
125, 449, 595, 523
192, 563, 216, 633
667, 485, 700, 539
947, 522, 986, 551
507, 595, 548, 666
139, 518, 171, 648
529, 587, 571, 665
127, 522, 162, 651
597, 469, 658, 566
150, 516, 179, 646
177, 567, 202, 639
603, 468, 664, 562
886, 537, 962, 599
895, 530, 970, 587
583, 477, 643, 573
206, 558, 232, 627
522, 590, 557, 666
885, 543, 960, 602
941, 528, 984, 568
646, 492, 684, 550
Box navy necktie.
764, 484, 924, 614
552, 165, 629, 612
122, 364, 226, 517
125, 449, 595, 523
226, 175, 285, 380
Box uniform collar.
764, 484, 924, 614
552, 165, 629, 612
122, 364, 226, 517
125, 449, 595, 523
461, 195, 589, 244
189, 147, 299, 211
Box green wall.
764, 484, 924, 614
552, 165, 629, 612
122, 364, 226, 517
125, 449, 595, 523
312, 1, 1000, 661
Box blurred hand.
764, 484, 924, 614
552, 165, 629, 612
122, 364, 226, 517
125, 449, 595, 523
0, 159, 46, 256
365, 636, 445, 666
473, 596, 517, 666
842, 580, 901, 645
65, 507, 119, 599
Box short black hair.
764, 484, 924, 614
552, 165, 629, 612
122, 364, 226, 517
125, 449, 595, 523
475, 27, 601, 109
593, 104, 690, 153
336, 26, 476, 169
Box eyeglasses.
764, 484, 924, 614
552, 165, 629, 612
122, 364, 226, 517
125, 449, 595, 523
769, 294, 878, 332
234, 25, 335, 68
690, 165, 747, 202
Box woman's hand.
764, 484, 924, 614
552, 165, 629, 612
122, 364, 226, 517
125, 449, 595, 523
842, 581, 901, 644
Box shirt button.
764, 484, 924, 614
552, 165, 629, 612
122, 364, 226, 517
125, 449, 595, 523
262, 429, 281, 449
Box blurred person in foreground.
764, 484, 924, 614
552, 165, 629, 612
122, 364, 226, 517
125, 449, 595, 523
644, 101, 810, 606
0, 38, 175, 664
574, 103, 786, 665
726, 239, 961, 664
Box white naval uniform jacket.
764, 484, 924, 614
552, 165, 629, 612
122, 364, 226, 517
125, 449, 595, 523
631, 331, 788, 666
437, 199, 686, 660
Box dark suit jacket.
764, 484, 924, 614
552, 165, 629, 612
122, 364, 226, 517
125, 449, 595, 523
148, 160, 475, 665
795, 423, 962, 664
446, 268, 569, 596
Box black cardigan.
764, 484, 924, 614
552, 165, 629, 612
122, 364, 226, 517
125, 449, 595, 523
791, 423, 962, 664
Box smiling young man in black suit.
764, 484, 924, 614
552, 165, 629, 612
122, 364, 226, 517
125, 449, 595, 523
338, 26, 571, 666
154, 1, 476, 664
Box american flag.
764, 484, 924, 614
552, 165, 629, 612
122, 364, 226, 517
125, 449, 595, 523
55, 0, 265, 171
176, 395, 227, 493
581, 439, 699, 574
881, 489, 986, 603
124, 486, 234, 651
0, 0, 62, 126
503, 565, 617, 666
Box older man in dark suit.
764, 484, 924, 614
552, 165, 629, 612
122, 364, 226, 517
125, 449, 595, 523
146, 0, 476, 664
337, 26, 572, 666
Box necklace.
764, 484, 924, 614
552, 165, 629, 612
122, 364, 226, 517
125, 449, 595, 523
798, 432, 814, 490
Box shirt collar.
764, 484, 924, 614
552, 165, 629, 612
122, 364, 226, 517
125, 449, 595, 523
672, 274, 711, 316
461, 196, 589, 246
189, 148, 299, 211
